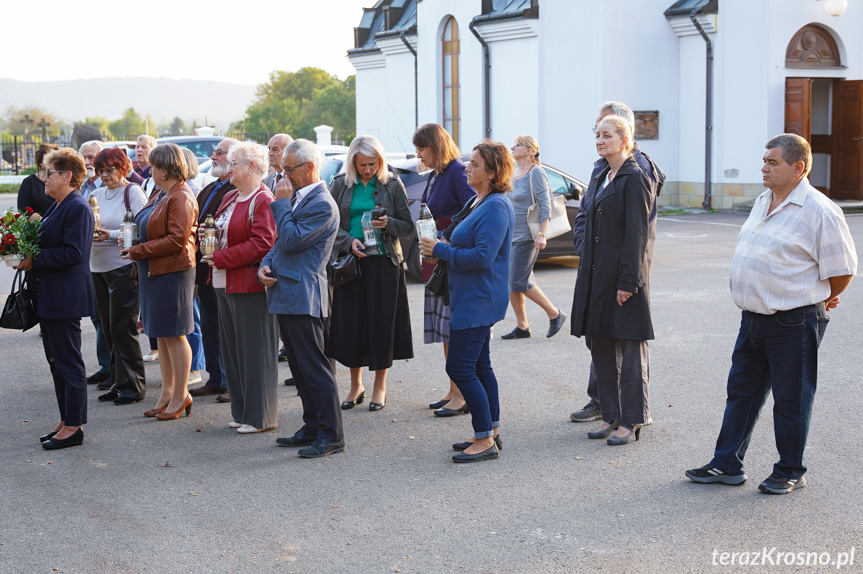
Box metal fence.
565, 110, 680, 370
1, 130, 348, 175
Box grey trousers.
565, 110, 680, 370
215, 288, 279, 429
589, 335, 650, 425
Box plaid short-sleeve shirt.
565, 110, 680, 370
730, 178, 857, 315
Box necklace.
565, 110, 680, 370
105, 180, 127, 200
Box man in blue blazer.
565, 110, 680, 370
257, 139, 344, 458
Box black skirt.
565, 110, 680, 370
327, 256, 414, 370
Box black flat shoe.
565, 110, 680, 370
298, 438, 346, 458
429, 398, 450, 410
434, 404, 469, 417
39, 431, 58, 443
452, 444, 499, 463
546, 310, 567, 338
276, 432, 316, 447
42, 428, 84, 450
501, 327, 531, 340
113, 396, 143, 405
283, 377, 295, 386
98, 390, 119, 402
86, 371, 110, 384
341, 388, 365, 410
95, 380, 114, 391
453, 435, 502, 451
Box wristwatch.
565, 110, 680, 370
537, 232, 547, 237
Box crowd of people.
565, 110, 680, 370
15, 100, 858, 490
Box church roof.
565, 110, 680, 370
350, 0, 417, 54
664, 0, 718, 18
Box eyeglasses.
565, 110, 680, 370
284, 162, 309, 176
45, 169, 67, 178
213, 149, 228, 156
97, 167, 117, 176
229, 160, 248, 168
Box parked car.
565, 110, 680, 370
157, 135, 224, 164
104, 141, 137, 167
323, 154, 586, 281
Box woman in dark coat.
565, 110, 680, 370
16, 142, 59, 215
16, 148, 95, 450
328, 135, 414, 411
571, 114, 655, 446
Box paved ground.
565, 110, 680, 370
1, 204, 862, 573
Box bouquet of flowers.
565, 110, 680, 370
0, 208, 42, 266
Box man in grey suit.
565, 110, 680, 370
262, 133, 294, 192
258, 139, 344, 458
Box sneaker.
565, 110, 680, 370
758, 473, 806, 494
188, 371, 203, 385
685, 464, 748, 485
143, 352, 159, 362
228, 421, 243, 429
570, 403, 601, 422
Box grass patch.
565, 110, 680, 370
0, 183, 20, 195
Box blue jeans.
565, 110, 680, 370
187, 297, 205, 371
198, 284, 226, 389
710, 304, 829, 480
446, 325, 499, 439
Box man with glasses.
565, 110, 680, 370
259, 139, 344, 458
79, 140, 105, 199
569, 101, 665, 425
188, 138, 238, 402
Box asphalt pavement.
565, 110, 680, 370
1, 202, 862, 573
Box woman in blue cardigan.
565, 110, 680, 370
420, 141, 514, 463
16, 148, 95, 450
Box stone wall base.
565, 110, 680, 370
658, 182, 764, 210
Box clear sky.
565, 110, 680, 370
4, 0, 372, 86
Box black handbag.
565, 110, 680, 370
0, 269, 38, 331
425, 262, 449, 306
329, 252, 360, 288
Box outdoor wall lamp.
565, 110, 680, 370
817, 0, 848, 17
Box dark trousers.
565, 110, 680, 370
590, 335, 650, 425
710, 305, 828, 480
584, 336, 601, 409
90, 312, 110, 375
198, 284, 226, 389
41, 318, 88, 426
278, 314, 343, 442
93, 266, 146, 399
447, 325, 499, 439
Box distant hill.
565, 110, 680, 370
0, 77, 257, 130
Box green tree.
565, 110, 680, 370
303, 76, 356, 142
108, 108, 145, 139
2, 106, 62, 137
82, 116, 111, 136
169, 116, 185, 135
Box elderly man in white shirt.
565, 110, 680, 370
687, 134, 857, 495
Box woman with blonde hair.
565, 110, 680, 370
328, 135, 413, 411
412, 124, 475, 416
502, 135, 566, 340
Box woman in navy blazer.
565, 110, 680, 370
16, 148, 95, 450
420, 141, 514, 463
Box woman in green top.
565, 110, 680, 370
328, 136, 414, 411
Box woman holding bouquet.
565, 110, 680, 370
16, 147, 95, 450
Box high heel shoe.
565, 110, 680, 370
341, 388, 365, 410
369, 391, 387, 411
587, 420, 620, 439
607, 423, 642, 446
155, 395, 193, 420
143, 404, 168, 418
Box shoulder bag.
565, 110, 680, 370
328, 252, 360, 288
526, 167, 571, 240
0, 269, 38, 331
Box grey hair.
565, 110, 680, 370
283, 139, 323, 175
766, 134, 812, 177
228, 141, 270, 178
219, 137, 239, 149
136, 135, 157, 149
79, 140, 105, 154
599, 101, 636, 136
344, 135, 391, 187
180, 147, 200, 181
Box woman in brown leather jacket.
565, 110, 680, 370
122, 143, 199, 420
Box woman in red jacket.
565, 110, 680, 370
203, 141, 278, 434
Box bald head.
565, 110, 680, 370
268, 133, 294, 171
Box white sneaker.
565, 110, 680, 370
188, 371, 202, 385
143, 352, 159, 362
237, 424, 276, 434
228, 421, 243, 429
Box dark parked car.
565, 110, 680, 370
321, 154, 586, 281
157, 136, 225, 164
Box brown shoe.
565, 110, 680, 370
189, 385, 224, 397
216, 392, 231, 403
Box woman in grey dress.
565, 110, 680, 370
501, 136, 567, 340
